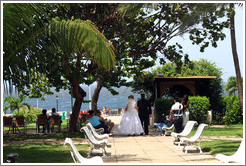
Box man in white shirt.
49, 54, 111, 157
170, 97, 183, 133
171, 98, 183, 114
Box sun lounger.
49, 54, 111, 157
171, 120, 198, 146
215, 139, 245, 163
179, 123, 208, 153
86, 122, 109, 141
80, 126, 108, 157
64, 138, 103, 164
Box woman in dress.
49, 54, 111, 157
118, 95, 144, 135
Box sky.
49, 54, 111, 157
154, 5, 244, 83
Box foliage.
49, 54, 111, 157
189, 96, 209, 123
3, 3, 117, 131
225, 76, 243, 96
15, 107, 42, 124
154, 97, 173, 122
133, 59, 224, 124
223, 95, 243, 125
3, 93, 31, 115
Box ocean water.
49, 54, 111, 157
3, 86, 140, 115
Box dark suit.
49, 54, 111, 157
137, 98, 151, 135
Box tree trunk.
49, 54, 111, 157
69, 80, 86, 132
91, 79, 103, 111
229, 3, 243, 115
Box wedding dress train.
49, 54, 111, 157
118, 99, 144, 135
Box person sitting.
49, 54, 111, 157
95, 110, 114, 133
155, 114, 174, 136
49, 108, 62, 132
86, 110, 110, 134
37, 109, 49, 133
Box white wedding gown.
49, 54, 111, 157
118, 99, 144, 135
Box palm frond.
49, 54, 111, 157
49, 18, 116, 70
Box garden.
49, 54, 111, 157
2, 2, 244, 164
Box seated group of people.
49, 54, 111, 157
37, 108, 62, 133
156, 95, 190, 136
86, 110, 115, 134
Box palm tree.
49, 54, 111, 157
225, 76, 243, 96
3, 3, 116, 131
4, 93, 31, 115
228, 3, 243, 114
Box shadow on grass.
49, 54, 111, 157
201, 140, 241, 156
3, 131, 85, 142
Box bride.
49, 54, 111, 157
118, 95, 144, 135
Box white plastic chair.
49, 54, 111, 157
171, 120, 198, 146
215, 139, 245, 163
179, 123, 208, 153
86, 123, 109, 141
162, 124, 175, 136
64, 138, 103, 164
80, 126, 108, 157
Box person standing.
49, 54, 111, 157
137, 94, 151, 135
181, 94, 190, 127
170, 97, 183, 133
118, 95, 144, 136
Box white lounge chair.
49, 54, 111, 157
171, 120, 198, 146
179, 123, 208, 153
85, 120, 104, 134
86, 122, 109, 141
162, 124, 175, 136
215, 139, 245, 163
80, 126, 108, 157
64, 138, 103, 164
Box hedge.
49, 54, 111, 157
154, 97, 173, 122
223, 95, 243, 125
188, 96, 209, 124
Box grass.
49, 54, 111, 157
3, 143, 89, 163
190, 125, 243, 138
3, 132, 85, 142
3, 123, 243, 163
201, 140, 241, 156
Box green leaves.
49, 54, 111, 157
3, 93, 31, 115
48, 18, 116, 70
225, 76, 243, 96
189, 96, 209, 123
223, 95, 242, 125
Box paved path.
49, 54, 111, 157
91, 116, 224, 164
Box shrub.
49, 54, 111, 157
13, 107, 42, 124
189, 96, 209, 123
154, 97, 173, 122
223, 95, 243, 125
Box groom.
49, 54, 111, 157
137, 94, 151, 135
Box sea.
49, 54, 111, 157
3, 85, 140, 116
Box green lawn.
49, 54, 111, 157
3, 143, 88, 163
3, 132, 85, 142
190, 125, 243, 138
201, 140, 241, 156
3, 124, 243, 163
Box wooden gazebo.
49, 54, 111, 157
154, 76, 216, 99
